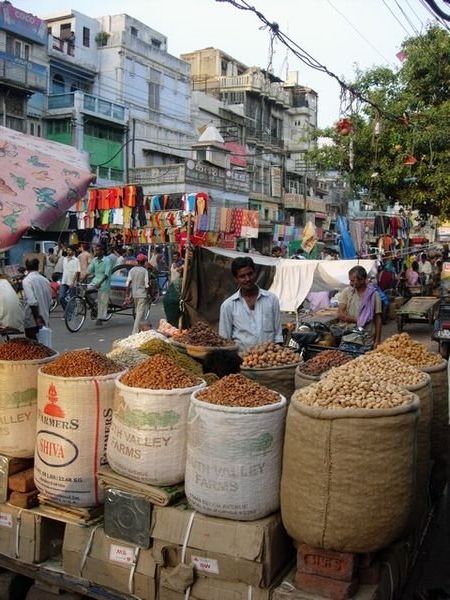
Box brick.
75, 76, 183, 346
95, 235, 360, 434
295, 572, 358, 600
9, 489, 39, 509
297, 544, 358, 582
8, 468, 35, 493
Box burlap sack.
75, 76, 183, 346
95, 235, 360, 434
242, 364, 297, 400
421, 360, 448, 473
281, 393, 419, 553
294, 366, 320, 390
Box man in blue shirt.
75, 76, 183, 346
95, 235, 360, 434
219, 257, 283, 351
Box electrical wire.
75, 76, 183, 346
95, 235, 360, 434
404, 0, 426, 30
381, 0, 414, 35
394, 0, 420, 34
418, 0, 450, 29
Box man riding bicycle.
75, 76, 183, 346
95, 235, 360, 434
84, 245, 112, 326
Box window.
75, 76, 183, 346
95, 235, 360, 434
130, 26, 138, 37
221, 60, 228, 76
14, 41, 21, 57
151, 38, 161, 49
30, 123, 34, 135
60, 23, 71, 38
52, 74, 65, 94
48, 27, 52, 35
148, 68, 161, 112
82, 27, 90, 47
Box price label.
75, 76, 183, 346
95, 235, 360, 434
109, 543, 135, 565
0, 512, 13, 528
191, 555, 219, 574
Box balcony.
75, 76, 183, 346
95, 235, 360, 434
50, 37, 75, 57
219, 73, 291, 106
47, 92, 127, 123
283, 193, 305, 210
48, 36, 97, 73
0, 53, 47, 92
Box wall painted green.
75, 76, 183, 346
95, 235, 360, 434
46, 131, 72, 145
84, 136, 123, 170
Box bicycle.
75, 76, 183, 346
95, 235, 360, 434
65, 283, 112, 333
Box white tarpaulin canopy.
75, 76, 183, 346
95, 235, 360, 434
205, 248, 377, 312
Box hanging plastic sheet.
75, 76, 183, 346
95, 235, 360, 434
337, 216, 357, 259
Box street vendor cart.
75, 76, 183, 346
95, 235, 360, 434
396, 296, 439, 332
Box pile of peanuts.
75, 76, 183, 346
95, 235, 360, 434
242, 342, 298, 368
0, 338, 55, 361
175, 321, 233, 347
42, 350, 121, 377
121, 354, 200, 389
294, 376, 414, 410
197, 374, 280, 407
107, 347, 148, 369
115, 330, 166, 350
324, 351, 428, 386
297, 350, 352, 376
375, 333, 442, 367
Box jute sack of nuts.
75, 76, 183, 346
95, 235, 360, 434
281, 389, 419, 553
0, 353, 57, 458
421, 360, 448, 474
242, 364, 297, 400
35, 369, 122, 507
107, 378, 206, 486
185, 384, 287, 521
294, 367, 320, 390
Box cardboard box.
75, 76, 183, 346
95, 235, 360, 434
159, 575, 274, 600
63, 523, 157, 600
0, 503, 64, 563
152, 503, 293, 587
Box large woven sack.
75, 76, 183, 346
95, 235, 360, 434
107, 379, 206, 486
422, 360, 448, 471
294, 366, 320, 390
0, 353, 57, 458
35, 369, 122, 507
185, 390, 287, 520
281, 392, 419, 552
242, 364, 297, 399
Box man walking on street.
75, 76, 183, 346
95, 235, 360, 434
78, 243, 91, 280
126, 253, 150, 334
86, 245, 112, 326
22, 258, 52, 340
59, 246, 80, 310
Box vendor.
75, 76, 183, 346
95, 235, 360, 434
338, 266, 382, 347
219, 257, 283, 351
0, 274, 24, 332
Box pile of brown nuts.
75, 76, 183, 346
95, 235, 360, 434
242, 342, 298, 368
375, 333, 443, 368
197, 374, 280, 407
42, 350, 121, 377
296, 350, 352, 376
0, 338, 56, 361
176, 321, 233, 347
121, 354, 201, 389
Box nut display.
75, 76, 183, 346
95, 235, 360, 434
139, 338, 203, 375
121, 354, 200, 389
115, 329, 166, 350
324, 351, 428, 386
174, 321, 234, 347
0, 338, 55, 361
296, 350, 352, 376
242, 342, 298, 368
42, 350, 121, 377
375, 333, 443, 368
294, 375, 414, 410
107, 347, 148, 369
158, 319, 179, 337
197, 374, 280, 407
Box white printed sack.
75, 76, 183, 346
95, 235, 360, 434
35, 370, 122, 507
185, 391, 287, 521
0, 353, 57, 458
107, 379, 206, 486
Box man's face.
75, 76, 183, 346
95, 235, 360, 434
95, 246, 104, 259
349, 274, 365, 290
235, 266, 257, 290
66, 247, 74, 257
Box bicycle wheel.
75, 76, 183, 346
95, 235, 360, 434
65, 296, 87, 332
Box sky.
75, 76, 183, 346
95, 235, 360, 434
15, 0, 441, 127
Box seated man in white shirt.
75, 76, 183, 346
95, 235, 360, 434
219, 257, 283, 352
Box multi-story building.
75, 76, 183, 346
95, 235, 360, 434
0, 1, 48, 134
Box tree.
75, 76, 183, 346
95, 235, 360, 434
308, 26, 450, 217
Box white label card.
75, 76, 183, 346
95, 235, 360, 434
0, 512, 13, 528
109, 543, 135, 565
191, 555, 220, 574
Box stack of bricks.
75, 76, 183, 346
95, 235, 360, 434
295, 544, 360, 600
8, 466, 39, 509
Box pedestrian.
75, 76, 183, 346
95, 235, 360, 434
0, 274, 24, 332
22, 258, 52, 340
59, 246, 80, 310
126, 253, 150, 334
107, 246, 118, 268
418, 253, 432, 287
77, 243, 91, 280
219, 256, 283, 351
44, 247, 57, 280
53, 248, 66, 281
85, 245, 112, 326
170, 251, 184, 283
149, 247, 165, 271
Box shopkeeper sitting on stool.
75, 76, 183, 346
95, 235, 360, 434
338, 266, 382, 348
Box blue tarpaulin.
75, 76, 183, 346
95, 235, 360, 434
337, 216, 357, 259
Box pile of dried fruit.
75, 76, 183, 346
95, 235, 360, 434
197, 374, 280, 407
107, 347, 148, 369
242, 342, 298, 368
293, 376, 414, 410
115, 330, 166, 350
158, 319, 179, 337
0, 338, 55, 361
296, 350, 351, 376
325, 351, 427, 386
121, 354, 201, 389
375, 333, 442, 368
42, 350, 121, 377
139, 338, 203, 375
175, 321, 233, 347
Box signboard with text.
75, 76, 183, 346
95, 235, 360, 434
0, 3, 48, 45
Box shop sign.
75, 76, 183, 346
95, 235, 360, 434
185, 159, 225, 188
283, 193, 304, 209
0, 3, 48, 45
0, 51, 47, 76
225, 168, 249, 193
270, 166, 282, 198
306, 198, 327, 212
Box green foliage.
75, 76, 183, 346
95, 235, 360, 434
306, 26, 450, 218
